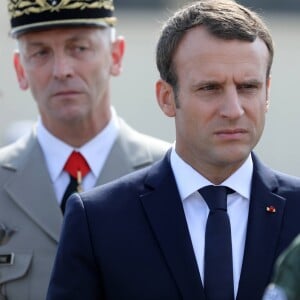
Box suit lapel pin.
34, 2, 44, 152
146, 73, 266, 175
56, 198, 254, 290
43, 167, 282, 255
266, 206, 276, 213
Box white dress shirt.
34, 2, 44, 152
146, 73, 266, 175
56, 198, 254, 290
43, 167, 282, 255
37, 107, 119, 204
170, 146, 253, 298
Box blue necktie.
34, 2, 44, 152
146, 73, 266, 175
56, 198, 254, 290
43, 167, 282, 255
199, 185, 234, 300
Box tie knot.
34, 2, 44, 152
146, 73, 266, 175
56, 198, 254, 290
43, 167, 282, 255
64, 151, 90, 179
199, 185, 233, 211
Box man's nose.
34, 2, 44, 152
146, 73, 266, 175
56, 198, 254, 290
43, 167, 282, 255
220, 88, 244, 119
52, 53, 74, 80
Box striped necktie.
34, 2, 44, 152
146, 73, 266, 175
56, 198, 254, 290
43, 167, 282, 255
60, 151, 90, 213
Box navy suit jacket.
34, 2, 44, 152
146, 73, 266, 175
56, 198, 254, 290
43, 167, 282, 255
47, 151, 300, 300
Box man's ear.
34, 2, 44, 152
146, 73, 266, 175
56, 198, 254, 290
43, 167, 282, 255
13, 51, 29, 90
110, 36, 125, 76
156, 79, 176, 117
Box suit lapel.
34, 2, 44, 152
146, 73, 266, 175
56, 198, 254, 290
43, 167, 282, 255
237, 154, 286, 300
4, 134, 62, 242
96, 137, 132, 185
96, 119, 156, 185
140, 153, 205, 300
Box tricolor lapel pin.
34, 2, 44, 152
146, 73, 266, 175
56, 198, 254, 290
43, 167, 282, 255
266, 206, 276, 213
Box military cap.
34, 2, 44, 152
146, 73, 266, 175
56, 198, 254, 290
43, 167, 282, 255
8, 0, 117, 37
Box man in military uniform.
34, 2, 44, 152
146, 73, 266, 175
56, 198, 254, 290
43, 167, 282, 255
0, 1, 169, 299
263, 234, 300, 300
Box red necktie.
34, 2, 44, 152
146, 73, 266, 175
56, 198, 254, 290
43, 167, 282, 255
61, 151, 90, 213
64, 151, 90, 180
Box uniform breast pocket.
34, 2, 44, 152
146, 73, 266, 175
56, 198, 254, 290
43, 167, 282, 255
0, 252, 33, 299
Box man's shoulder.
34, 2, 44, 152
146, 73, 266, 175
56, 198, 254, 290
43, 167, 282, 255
84, 162, 155, 199
252, 152, 300, 193
0, 132, 37, 167
136, 132, 171, 155
117, 119, 171, 161
81, 151, 170, 205
273, 169, 300, 192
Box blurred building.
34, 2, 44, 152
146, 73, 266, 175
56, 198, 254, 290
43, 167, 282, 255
115, 0, 300, 11
114, 0, 164, 8
238, 0, 300, 11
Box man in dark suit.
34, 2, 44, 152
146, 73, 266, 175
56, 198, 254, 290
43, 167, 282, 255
47, 1, 300, 299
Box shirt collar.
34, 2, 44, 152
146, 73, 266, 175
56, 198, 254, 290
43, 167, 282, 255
170, 145, 253, 201
37, 107, 119, 182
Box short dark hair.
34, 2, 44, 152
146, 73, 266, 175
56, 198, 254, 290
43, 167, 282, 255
156, 0, 274, 89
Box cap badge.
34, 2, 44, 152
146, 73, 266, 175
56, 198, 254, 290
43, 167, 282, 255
8, 0, 114, 18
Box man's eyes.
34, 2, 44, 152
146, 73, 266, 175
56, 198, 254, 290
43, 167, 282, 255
73, 45, 89, 52
30, 49, 49, 57
238, 84, 258, 90
199, 84, 220, 91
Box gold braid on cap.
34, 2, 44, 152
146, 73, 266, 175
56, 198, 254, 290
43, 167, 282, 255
8, 0, 114, 18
